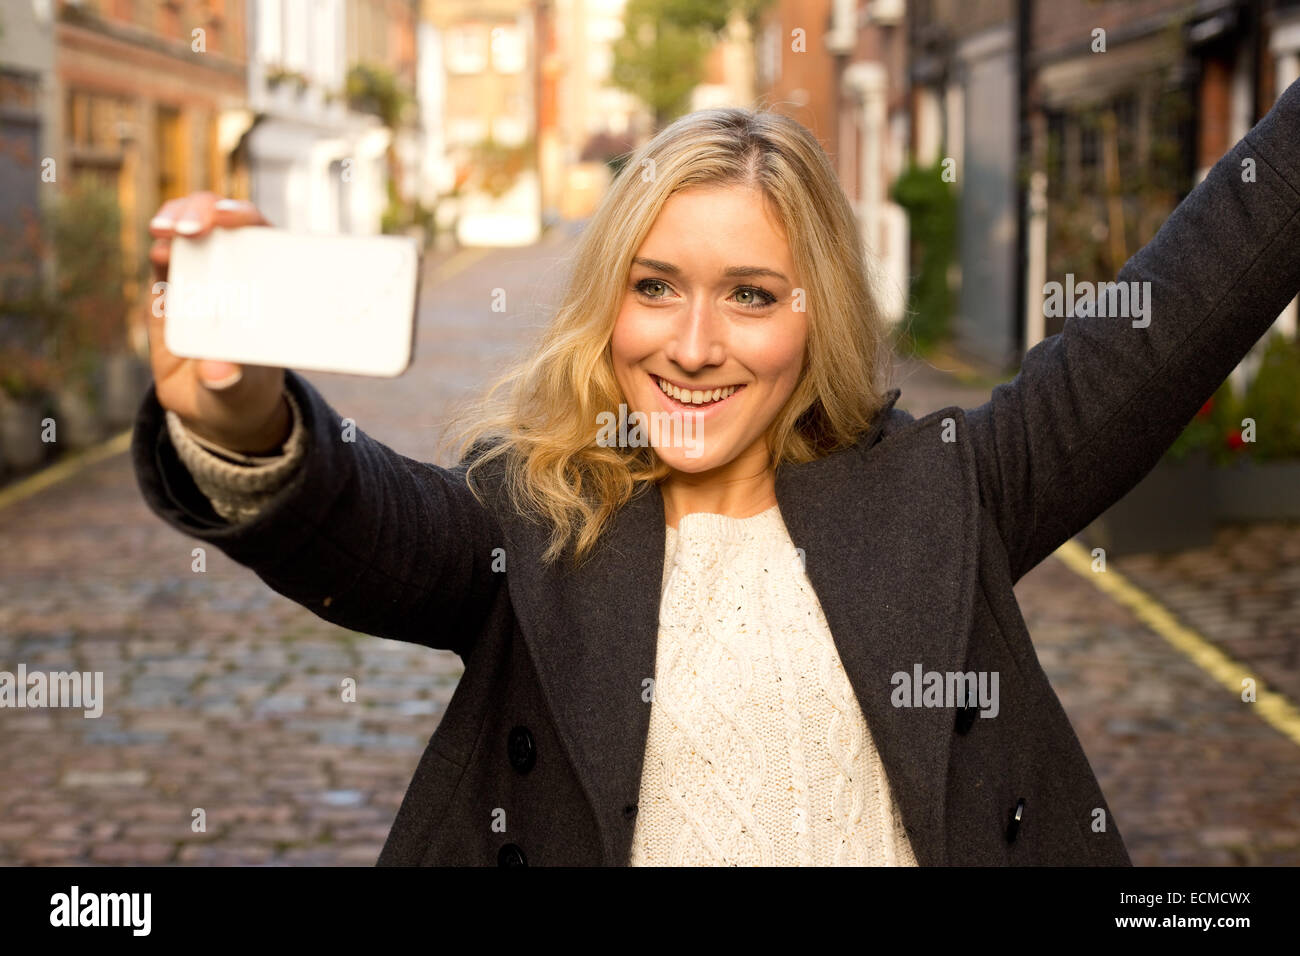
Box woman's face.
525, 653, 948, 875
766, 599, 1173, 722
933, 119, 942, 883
609, 184, 807, 475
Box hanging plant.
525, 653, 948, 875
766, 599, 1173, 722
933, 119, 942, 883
345, 64, 411, 128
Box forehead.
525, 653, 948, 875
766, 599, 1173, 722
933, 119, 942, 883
637, 185, 793, 268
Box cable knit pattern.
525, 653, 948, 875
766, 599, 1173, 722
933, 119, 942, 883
164, 389, 307, 524
630, 505, 917, 867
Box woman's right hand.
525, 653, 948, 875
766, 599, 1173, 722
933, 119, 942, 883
147, 192, 292, 454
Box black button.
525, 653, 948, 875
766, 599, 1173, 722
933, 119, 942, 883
507, 726, 536, 773
1005, 797, 1025, 843
622, 804, 638, 820
498, 843, 527, 866
954, 704, 978, 735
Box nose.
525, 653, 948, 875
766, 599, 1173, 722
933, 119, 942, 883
664, 297, 726, 371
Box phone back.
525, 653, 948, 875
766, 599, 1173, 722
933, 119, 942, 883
165, 227, 420, 377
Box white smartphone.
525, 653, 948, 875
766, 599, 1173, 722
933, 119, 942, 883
164, 226, 420, 377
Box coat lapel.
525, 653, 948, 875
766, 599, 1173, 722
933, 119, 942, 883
772, 393, 980, 866
506, 388, 980, 866
502, 471, 665, 865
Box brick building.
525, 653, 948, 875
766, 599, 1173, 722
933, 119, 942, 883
754, 0, 912, 323
908, 0, 1300, 368
53, 0, 250, 352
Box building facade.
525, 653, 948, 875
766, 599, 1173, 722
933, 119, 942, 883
246, 0, 418, 237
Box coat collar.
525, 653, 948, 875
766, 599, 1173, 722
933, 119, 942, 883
503, 388, 981, 865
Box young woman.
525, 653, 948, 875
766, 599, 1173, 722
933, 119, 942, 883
135, 79, 1300, 866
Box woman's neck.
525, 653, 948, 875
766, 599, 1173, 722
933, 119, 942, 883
658, 450, 778, 530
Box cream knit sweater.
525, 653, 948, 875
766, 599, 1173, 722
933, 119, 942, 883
166, 392, 918, 867
632, 506, 917, 866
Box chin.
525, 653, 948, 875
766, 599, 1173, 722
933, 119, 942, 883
653, 443, 723, 472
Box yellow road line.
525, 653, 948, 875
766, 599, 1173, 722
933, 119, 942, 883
1054, 538, 1300, 747
0, 428, 132, 513
0, 247, 493, 514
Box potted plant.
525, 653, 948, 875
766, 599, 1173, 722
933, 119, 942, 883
50, 349, 104, 449
347, 63, 414, 233
44, 176, 128, 449
0, 346, 54, 473
1213, 332, 1300, 520
1080, 383, 1229, 557
100, 348, 151, 430
469, 134, 532, 200
0, 196, 56, 474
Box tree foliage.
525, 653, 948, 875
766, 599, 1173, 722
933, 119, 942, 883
611, 0, 773, 131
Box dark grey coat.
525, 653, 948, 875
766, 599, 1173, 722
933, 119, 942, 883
132, 79, 1300, 866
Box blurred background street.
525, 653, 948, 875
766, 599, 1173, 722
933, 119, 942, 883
1, 0, 1298, 865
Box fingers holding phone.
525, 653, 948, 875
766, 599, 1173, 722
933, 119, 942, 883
147, 192, 290, 454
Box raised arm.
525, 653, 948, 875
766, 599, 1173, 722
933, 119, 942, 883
966, 76, 1300, 583
132, 367, 505, 660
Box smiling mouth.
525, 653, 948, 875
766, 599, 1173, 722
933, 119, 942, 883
651, 373, 745, 408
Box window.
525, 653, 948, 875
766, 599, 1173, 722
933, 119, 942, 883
447, 117, 487, 144
1045, 110, 1065, 193
492, 114, 527, 146
490, 24, 526, 74
758, 21, 781, 87
447, 25, 487, 74
0, 70, 39, 113
156, 105, 184, 202
66, 89, 129, 151
312, 0, 338, 86
1078, 119, 1098, 179
588, 45, 611, 78
258, 0, 282, 62
284, 0, 309, 73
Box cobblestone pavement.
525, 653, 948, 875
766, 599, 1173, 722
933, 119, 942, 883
0, 234, 1296, 865
894, 353, 1300, 865
1112, 524, 1300, 706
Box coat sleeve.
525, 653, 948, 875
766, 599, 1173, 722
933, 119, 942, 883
965, 76, 1300, 583
131, 368, 505, 659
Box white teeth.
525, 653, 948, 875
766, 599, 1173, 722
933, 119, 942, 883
655, 376, 739, 405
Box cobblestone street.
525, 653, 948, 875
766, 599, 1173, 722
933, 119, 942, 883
1, 232, 1296, 865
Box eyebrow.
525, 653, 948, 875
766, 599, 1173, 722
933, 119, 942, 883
631, 257, 789, 283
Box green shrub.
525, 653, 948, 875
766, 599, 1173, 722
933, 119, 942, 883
1239, 332, 1300, 461
1165, 378, 1240, 464
890, 160, 957, 353
1164, 332, 1300, 464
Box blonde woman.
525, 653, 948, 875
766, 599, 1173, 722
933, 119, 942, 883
135, 80, 1300, 866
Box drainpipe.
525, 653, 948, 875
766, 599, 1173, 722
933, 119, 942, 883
1013, 0, 1030, 360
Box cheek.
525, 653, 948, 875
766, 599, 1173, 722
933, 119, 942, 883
745, 321, 807, 394
609, 305, 648, 366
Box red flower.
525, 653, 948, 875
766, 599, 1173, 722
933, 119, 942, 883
1195, 397, 1215, 419
1226, 429, 1245, 451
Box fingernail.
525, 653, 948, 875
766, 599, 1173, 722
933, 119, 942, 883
175, 219, 201, 235
150, 216, 174, 230
201, 364, 242, 390
214, 198, 245, 211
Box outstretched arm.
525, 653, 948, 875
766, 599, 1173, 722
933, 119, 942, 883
132, 368, 505, 659
966, 76, 1300, 583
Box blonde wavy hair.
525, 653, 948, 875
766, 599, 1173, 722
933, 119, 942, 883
439, 107, 896, 569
